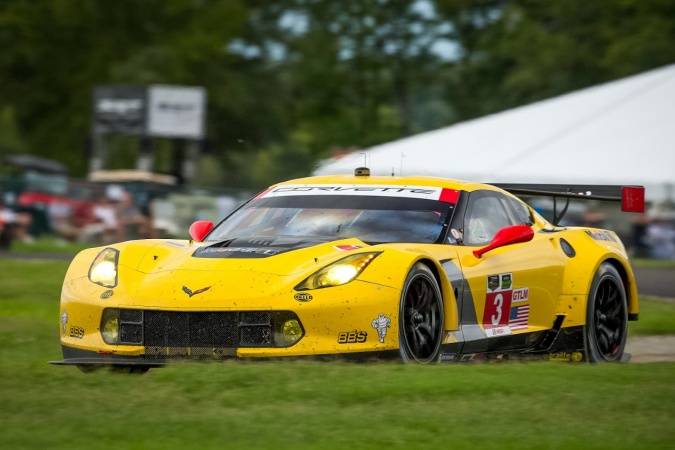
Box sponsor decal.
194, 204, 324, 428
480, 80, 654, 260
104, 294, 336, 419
261, 184, 460, 203
198, 247, 281, 256
509, 305, 530, 330
69, 325, 85, 339
439, 353, 457, 362
501, 274, 512, 290
182, 285, 211, 297
337, 330, 368, 344
335, 244, 362, 251
460, 354, 481, 362
451, 228, 461, 240
164, 241, 188, 248
487, 275, 500, 292
549, 351, 584, 362
61, 310, 68, 337
512, 287, 529, 303
585, 230, 617, 242
100, 289, 114, 299
485, 325, 511, 337
483, 273, 514, 337
294, 293, 313, 302
371, 313, 391, 343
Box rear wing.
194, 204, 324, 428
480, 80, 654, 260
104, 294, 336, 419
493, 184, 645, 225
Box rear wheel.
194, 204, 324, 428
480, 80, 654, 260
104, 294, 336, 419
585, 263, 628, 362
399, 263, 444, 363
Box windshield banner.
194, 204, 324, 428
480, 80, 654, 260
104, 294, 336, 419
262, 185, 459, 203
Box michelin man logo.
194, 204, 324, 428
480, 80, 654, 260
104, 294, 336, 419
371, 313, 391, 343
61, 310, 68, 337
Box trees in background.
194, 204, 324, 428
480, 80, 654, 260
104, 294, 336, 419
1, 0, 674, 188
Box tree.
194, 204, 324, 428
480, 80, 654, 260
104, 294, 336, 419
436, 0, 675, 120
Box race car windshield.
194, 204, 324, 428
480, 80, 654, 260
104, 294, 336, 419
208, 195, 455, 244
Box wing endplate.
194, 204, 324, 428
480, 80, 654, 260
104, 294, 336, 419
493, 184, 645, 213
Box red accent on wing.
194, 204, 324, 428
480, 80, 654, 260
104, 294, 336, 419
439, 188, 460, 204
622, 186, 645, 213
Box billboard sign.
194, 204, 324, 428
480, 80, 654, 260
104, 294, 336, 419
146, 85, 206, 139
93, 86, 146, 135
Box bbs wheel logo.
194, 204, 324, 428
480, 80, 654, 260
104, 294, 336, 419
337, 330, 367, 344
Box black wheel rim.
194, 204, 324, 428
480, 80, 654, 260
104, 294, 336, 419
402, 275, 442, 362
593, 277, 626, 360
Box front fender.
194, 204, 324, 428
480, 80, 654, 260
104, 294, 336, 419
358, 245, 460, 332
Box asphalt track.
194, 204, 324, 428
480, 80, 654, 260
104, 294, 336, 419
632, 267, 675, 299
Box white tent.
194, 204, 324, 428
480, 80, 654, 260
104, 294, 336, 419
314, 64, 675, 202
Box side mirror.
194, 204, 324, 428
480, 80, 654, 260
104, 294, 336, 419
189, 221, 214, 242
473, 225, 534, 258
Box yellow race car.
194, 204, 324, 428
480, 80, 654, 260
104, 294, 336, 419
51, 169, 645, 372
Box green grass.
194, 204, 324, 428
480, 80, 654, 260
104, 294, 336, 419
631, 258, 675, 268
630, 296, 675, 335
1, 258, 674, 449
9, 236, 93, 254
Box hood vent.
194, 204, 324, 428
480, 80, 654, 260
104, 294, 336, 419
192, 236, 332, 259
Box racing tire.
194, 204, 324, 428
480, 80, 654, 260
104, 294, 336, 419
399, 263, 444, 363
584, 262, 628, 362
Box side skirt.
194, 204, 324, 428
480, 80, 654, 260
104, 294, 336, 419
437, 325, 587, 363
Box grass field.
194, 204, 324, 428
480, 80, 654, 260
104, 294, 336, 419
1, 258, 674, 449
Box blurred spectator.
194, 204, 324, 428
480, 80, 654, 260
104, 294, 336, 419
92, 195, 122, 242
47, 194, 78, 242
582, 209, 606, 228
646, 215, 675, 260
630, 211, 651, 258
0, 198, 33, 248
117, 190, 150, 239
148, 196, 179, 238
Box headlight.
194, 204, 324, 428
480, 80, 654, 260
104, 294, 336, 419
281, 319, 303, 344
272, 312, 305, 347
88, 248, 119, 288
100, 308, 119, 344
295, 252, 381, 291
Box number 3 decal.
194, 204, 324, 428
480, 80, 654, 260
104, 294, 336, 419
483, 290, 512, 330
491, 293, 503, 326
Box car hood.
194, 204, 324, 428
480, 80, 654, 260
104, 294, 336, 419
92, 237, 374, 307
192, 236, 339, 260
123, 237, 370, 277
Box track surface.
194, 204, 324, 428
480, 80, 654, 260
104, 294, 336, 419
633, 267, 675, 298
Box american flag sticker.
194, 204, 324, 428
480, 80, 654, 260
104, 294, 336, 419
509, 305, 530, 330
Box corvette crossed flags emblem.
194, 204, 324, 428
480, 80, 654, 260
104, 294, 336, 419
182, 285, 211, 297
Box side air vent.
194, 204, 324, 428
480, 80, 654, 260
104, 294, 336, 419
560, 238, 576, 258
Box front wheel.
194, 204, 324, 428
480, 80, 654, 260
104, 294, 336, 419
399, 263, 444, 363
585, 262, 628, 362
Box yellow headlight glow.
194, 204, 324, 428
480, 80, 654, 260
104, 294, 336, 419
281, 319, 303, 343
323, 265, 358, 286
100, 309, 120, 344
90, 261, 116, 285
295, 252, 381, 290
88, 248, 119, 288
